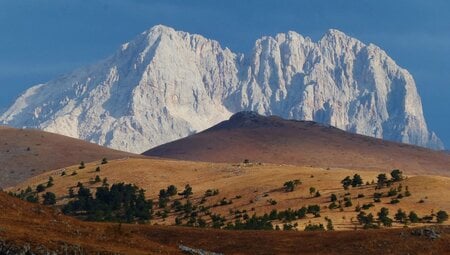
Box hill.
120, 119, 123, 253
12, 157, 450, 232
145, 112, 450, 177
0, 126, 136, 188
1, 189, 449, 254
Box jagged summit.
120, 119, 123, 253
0, 25, 444, 153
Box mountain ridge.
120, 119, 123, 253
0, 25, 443, 152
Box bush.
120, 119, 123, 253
42, 192, 56, 205
179, 184, 193, 198
351, 174, 363, 187
283, 180, 301, 192
36, 184, 46, 193
394, 209, 407, 223
95, 167, 101, 172
79, 161, 85, 169
390, 169, 403, 182
408, 211, 420, 223
341, 176, 352, 190
330, 194, 337, 202
437, 210, 449, 223
390, 198, 400, 204
101, 158, 108, 164
304, 223, 325, 231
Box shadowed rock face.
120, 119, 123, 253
0, 25, 443, 153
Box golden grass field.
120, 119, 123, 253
1, 189, 449, 255
11, 157, 450, 231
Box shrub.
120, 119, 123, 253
42, 192, 56, 205
390, 169, 403, 182
101, 158, 108, 164
341, 176, 352, 190
437, 210, 449, 223
394, 209, 407, 223
330, 194, 337, 202
179, 184, 193, 198
304, 223, 325, 231
166, 185, 178, 197
205, 189, 219, 197
351, 174, 363, 187
283, 180, 301, 192
46, 177, 54, 188
390, 198, 400, 204
95, 167, 101, 172
95, 175, 101, 183
309, 187, 316, 196
377, 174, 388, 188
377, 207, 393, 227
408, 211, 420, 223
79, 161, 85, 169
36, 184, 46, 193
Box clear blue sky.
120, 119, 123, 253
0, 0, 449, 148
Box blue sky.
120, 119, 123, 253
0, 0, 449, 148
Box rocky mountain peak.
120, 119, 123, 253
0, 25, 444, 152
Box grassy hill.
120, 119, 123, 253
11, 157, 450, 231
0, 126, 137, 188
1, 190, 449, 254
144, 112, 450, 177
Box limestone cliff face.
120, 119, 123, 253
1, 25, 443, 153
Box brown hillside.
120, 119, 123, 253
13, 158, 450, 231
144, 112, 450, 176
0, 126, 137, 188
1, 191, 449, 255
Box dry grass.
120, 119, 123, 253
145, 115, 450, 177
1, 191, 449, 255
0, 126, 137, 188
11, 157, 450, 231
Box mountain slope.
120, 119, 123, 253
0, 126, 135, 188
145, 112, 450, 176
0, 25, 443, 153
2, 191, 448, 254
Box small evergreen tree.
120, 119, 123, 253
330, 193, 337, 202
390, 169, 403, 182
179, 184, 193, 198
42, 192, 56, 205
309, 187, 316, 196
377, 174, 388, 188
394, 209, 407, 224
36, 184, 46, 193
341, 176, 352, 190
351, 174, 363, 187
377, 207, 393, 227
166, 185, 178, 196
408, 211, 420, 223
436, 210, 449, 223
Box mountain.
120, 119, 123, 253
0, 25, 443, 153
145, 112, 450, 176
0, 126, 136, 188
